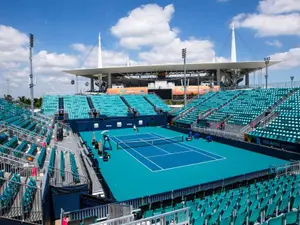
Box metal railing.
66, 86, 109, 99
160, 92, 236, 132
0, 176, 43, 224
62, 204, 109, 222
0, 144, 37, 164
118, 207, 189, 225
48, 167, 89, 187
221, 81, 300, 91
6, 125, 45, 145
192, 126, 244, 141
0, 156, 39, 178
276, 161, 300, 176
92, 214, 134, 225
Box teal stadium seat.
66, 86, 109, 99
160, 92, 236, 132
91, 95, 128, 117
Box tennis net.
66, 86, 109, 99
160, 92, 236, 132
116, 136, 184, 149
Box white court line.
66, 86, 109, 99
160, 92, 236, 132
138, 139, 170, 154
150, 133, 226, 161
112, 136, 164, 171
147, 150, 193, 159
152, 157, 226, 172
110, 137, 156, 172
113, 133, 152, 139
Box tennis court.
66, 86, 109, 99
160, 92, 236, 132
80, 127, 288, 201
110, 133, 225, 172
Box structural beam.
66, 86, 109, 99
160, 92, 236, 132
245, 73, 249, 86
108, 73, 112, 88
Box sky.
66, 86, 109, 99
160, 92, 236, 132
0, 0, 300, 97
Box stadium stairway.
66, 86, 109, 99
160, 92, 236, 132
176, 90, 243, 128
144, 93, 172, 113
238, 88, 297, 134
86, 96, 95, 111
173, 92, 217, 124
58, 97, 64, 110
120, 96, 135, 115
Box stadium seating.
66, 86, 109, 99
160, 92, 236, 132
142, 174, 300, 225
37, 147, 46, 169
123, 95, 157, 116
27, 144, 37, 156
0, 173, 21, 210
0, 136, 18, 154
42, 95, 59, 116
0, 133, 8, 144
63, 95, 90, 119
14, 140, 28, 158
206, 88, 291, 125
23, 177, 37, 214
48, 147, 56, 177
145, 94, 171, 112
46, 130, 52, 145
177, 90, 241, 125
250, 89, 300, 143
61, 151, 65, 179
91, 95, 129, 117
173, 92, 216, 116
0, 170, 4, 187
69, 153, 80, 183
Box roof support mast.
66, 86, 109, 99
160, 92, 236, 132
231, 23, 237, 63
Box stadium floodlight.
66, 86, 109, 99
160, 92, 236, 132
290, 76, 294, 88
182, 48, 187, 107
264, 57, 270, 89
29, 33, 34, 116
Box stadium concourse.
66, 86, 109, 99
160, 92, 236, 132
0, 89, 300, 225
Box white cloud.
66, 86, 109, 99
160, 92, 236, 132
111, 4, 177, 50
265, 40, 282, 48
0, 25, 132, 97
233, 13, 300, 37
111, 4, 223, 64
258, 0, 300, 14
269, 48, 300, 69
217, 0, 230, 2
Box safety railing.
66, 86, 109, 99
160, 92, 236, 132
0, 144, 37, 163
48, 167, 89, 187
0, 156, 39, 178
6, 125, 45, 145
118, 207, 189, 225
0, 176, 43, 224
276, 161, 300, 176
62, 204, 110, 222
92, 214, 134, 225
192, 126, 244, 141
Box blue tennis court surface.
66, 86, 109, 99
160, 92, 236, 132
80, 127, 288, 201
110, 133, 225, 172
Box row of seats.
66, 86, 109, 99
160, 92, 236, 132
46, 130, 52, 145
0, 136, 18, 154
48, 148, 56, 177
0, 173, 21, 210
61, 151, 65, 179
14, 140, 28, 158
69, 153, 80, 183
63, 95, 90, 119
27, 144, 37, 157
250, 89, 300, 143
37, 147, 46, 169
142, 174, 300, 225
0, 170, 4, 187
177, 90, 241, 125
123, 95, 157, 116
91, 95, 128, 117
23, 178, 37, 214
42, 95, 59, 116
145, 94, 171, 112
204, 88, 290, 125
